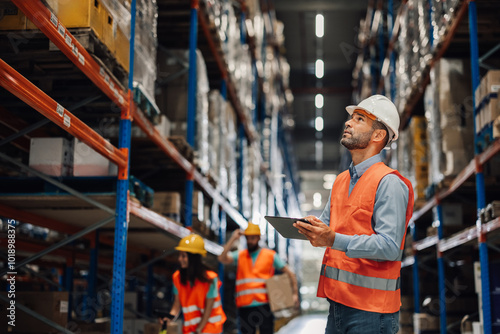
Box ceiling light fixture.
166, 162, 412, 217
315, 117, 324, 132
315, 59, 324, 78
315, 14, 324, 38
315, 94, 324, 109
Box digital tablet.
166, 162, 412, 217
264, 216, 311, 240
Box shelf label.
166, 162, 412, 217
72, 44, 78, 57
78, 53, 85, 66
65, 33, 72, 48
50, 12, 58, 28
56, 104, 64, 117
63, 114, 71, 128
58, 23, 65, 38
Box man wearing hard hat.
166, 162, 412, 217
294, 95, 414, 334
218, 223, 299, 334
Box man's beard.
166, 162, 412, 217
340, 129, 373, 150
247, 243, 259, 253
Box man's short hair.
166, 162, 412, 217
372, 120, 389, 147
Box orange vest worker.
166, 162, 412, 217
317, 162, 414, 313
172, 270, 226, 333
235, 248, 275, 307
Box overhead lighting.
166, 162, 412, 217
313, 192, 322, 208
315, 117, 324, 132
315, 14, 324, 38
315, 94, 324, 109
315, 59, 324, 79
323, 174, 336, 182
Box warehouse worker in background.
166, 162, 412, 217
294, 95, 414, 334
163, 234, 226, 334
218, 223, 299, 334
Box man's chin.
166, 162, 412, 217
247, 245, 259, 252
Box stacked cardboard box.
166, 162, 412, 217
424, 58, 473, 185
475, 70, 500, 135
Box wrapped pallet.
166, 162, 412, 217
424, 58, 474, 185
156, 48, 210, 175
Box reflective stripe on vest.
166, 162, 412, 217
182, 300, 222, 314
184, 315, 224, 326
235, 288, 268, 297
321, 264, 401, 291
236, 278, 267, 286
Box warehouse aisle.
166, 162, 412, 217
276, 313, 327, 334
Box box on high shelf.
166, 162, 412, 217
152, 191, 181, 222
435, 58, 473, 129
410, 116, 429, 201
475, 70, 500, 134
29, 137, 73, 176
73, 138, 117, 176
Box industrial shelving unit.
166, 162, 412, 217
0, 0, 301, 333
353, 1, 500, 333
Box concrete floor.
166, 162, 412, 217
276, 313, 328, 334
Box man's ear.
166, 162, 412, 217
371, 129, 387, 143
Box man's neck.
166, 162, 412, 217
350, 148, 380, 166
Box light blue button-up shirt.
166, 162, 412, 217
319, 154, 409, 261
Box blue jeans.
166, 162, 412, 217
325, 299, 399, 334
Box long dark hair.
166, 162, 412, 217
179, 252, 212, 286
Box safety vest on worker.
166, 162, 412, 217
172, 270, 226, 333
235, 248, 275, 307
317, 162, 414, 313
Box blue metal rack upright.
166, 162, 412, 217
469, 1, 491, 333
111, 0, 136, 330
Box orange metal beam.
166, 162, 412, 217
0, 58, 127, 168
12, 0, 128, 111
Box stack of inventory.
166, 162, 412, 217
424, 58, 474, 188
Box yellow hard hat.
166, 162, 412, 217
175, 234, 207, 256
244, 223, 261, 236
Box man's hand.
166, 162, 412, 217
293, 215, 335, 247
231, 229, 244, 240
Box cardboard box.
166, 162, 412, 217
432, 203, 463, 227
0, 291, 68, 333
152, 192, 181, 221
413, 313, 439, 332
29, 137, 73, 176
73, 138, 111, 176
266, 274, 294, 313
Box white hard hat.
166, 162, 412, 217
345, 95, 400, 145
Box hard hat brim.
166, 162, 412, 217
175, 246, 207, 256
346, 105, 373, 117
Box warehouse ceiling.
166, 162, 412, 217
274, 0, 368, 214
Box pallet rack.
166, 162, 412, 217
353, 1, 500, 333
0, 0, 301, 333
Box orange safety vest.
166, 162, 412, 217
172, 270, 226, 334
317, 162, 414, 313
235, 248, 275, 307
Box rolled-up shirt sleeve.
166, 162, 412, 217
331, 174, 409, 261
